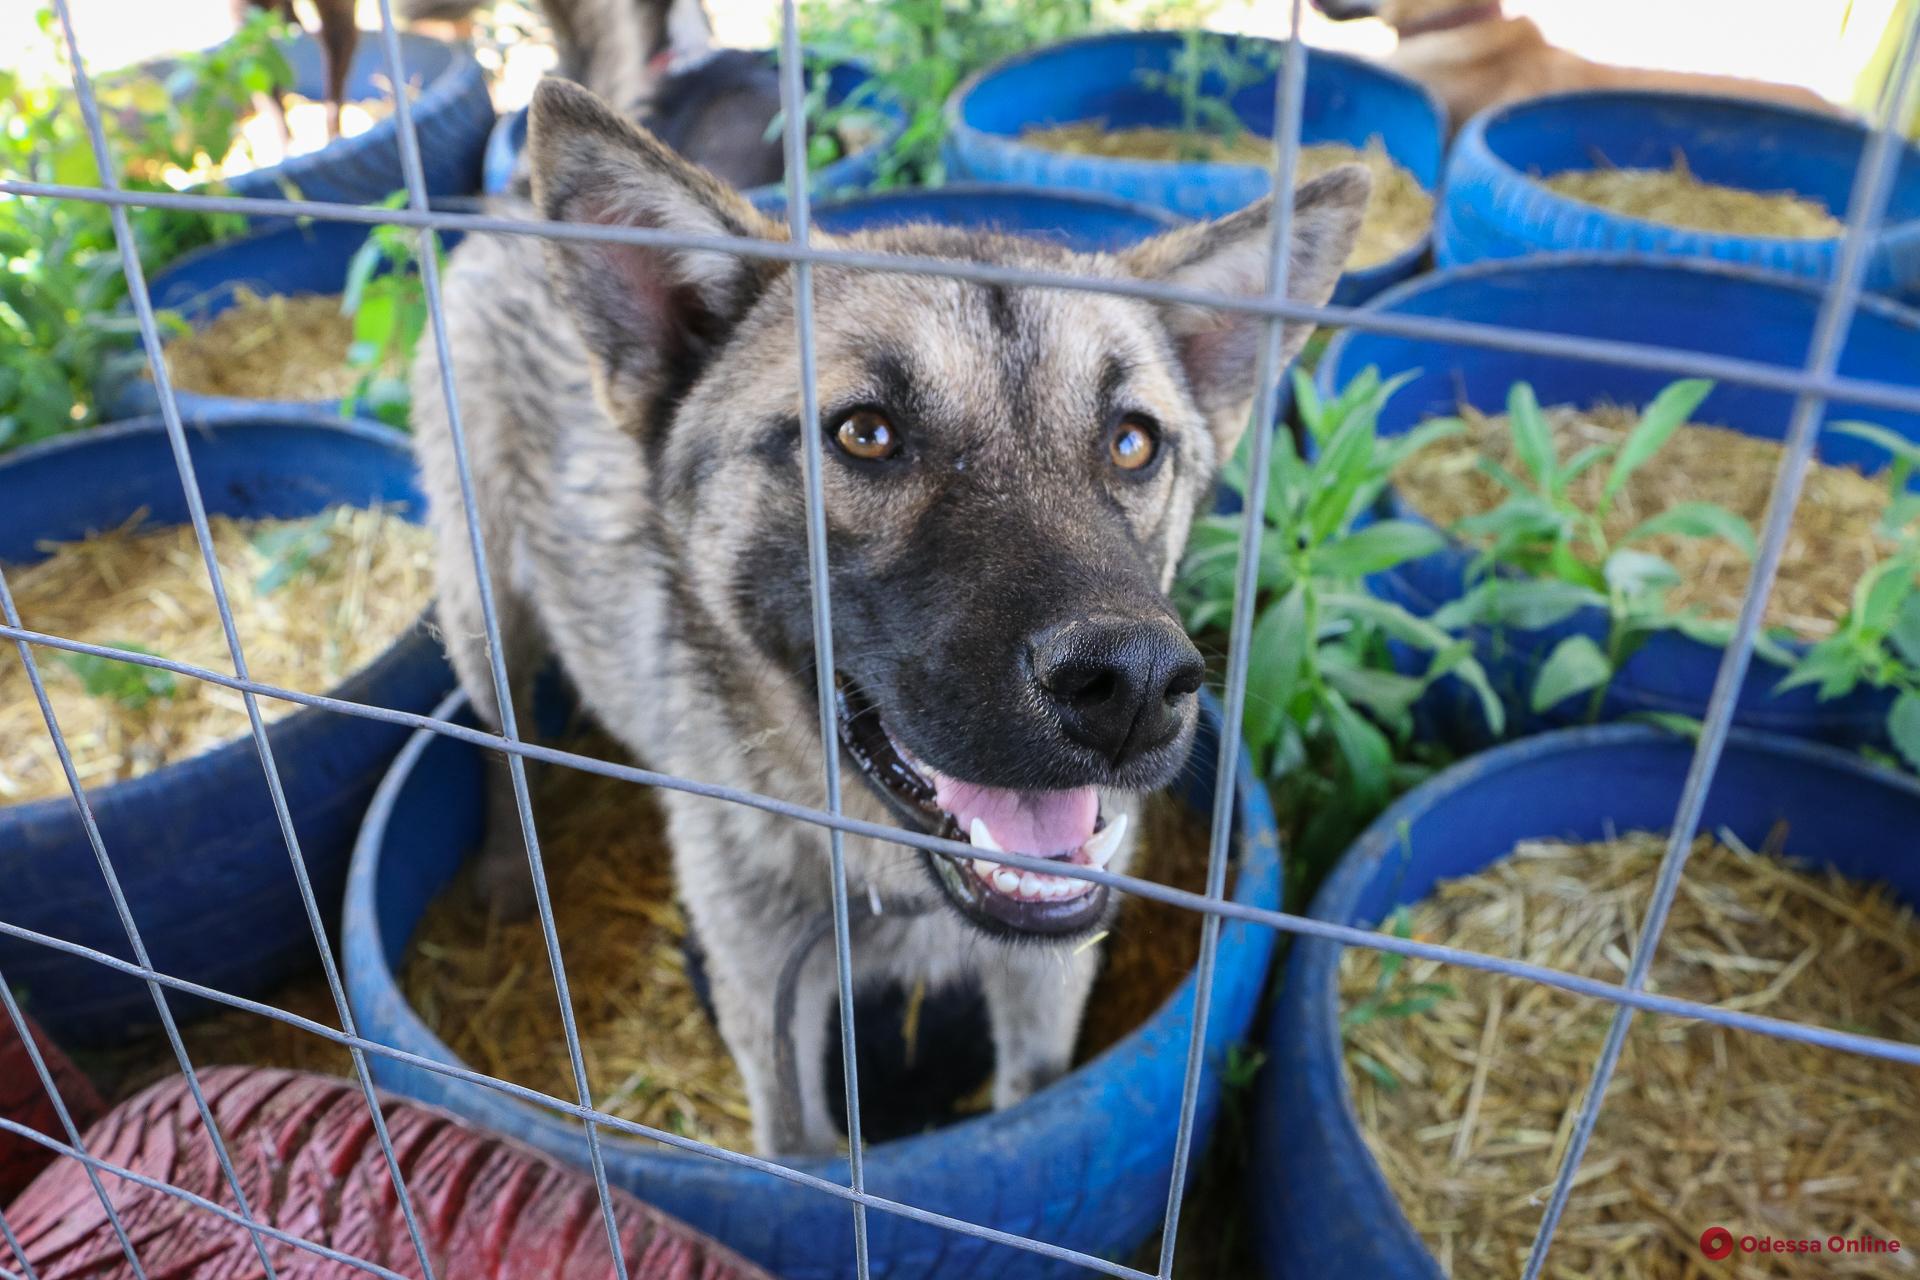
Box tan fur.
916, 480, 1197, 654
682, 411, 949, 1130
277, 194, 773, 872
412, 77, 1368, 1154
1347, 0, 1843, 130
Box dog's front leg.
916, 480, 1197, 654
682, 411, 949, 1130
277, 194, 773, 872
711, 930, 841, 1154
980, 943, 1100, 1110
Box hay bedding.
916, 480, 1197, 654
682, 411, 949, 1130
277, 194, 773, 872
1020, 125, 1433, 270
1542, 155, 1844, 240
0, 507, 434, 806
161, 289, 394, 403
395, 734, 1215, 1151
1340, 832, 1920, 1278
1394, 405, 1903, 641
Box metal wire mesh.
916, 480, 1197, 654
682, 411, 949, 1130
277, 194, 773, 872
1, 0, 1917, 1276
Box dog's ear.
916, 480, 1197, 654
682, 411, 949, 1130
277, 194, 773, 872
1124, 164, 1370, 456
527, 77, 787, 426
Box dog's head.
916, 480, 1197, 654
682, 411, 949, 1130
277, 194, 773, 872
527, 79, 1366, 941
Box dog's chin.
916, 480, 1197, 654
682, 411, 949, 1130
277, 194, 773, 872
835, 677, 1148, 941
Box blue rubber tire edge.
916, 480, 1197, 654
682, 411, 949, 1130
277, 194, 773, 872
1435, 88, 1920, 295
219, 31, 495, 213
942, 29, 1446, 306
342, 688, 1282, 1280
0, 414, 455, 1045
1252, 722, 1920, 1278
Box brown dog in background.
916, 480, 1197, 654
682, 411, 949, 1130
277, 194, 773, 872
1315, 0, 1844, 130
236, 0, 359, 138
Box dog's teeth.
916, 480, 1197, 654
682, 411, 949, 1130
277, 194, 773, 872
1080, 813, 1128, 868
1019, 871, 1042, 898
971, 857, 997, 880
992, 867, 1022, 895
969, 818, 1003, 853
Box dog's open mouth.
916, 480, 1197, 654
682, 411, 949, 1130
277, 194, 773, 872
836, 679, 1119, 937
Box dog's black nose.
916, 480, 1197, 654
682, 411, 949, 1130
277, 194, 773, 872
1030, 615, 1205, 765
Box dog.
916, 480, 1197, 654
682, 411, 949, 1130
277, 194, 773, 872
410, 77, 1368, 1154
1314, 0, 1843, 130
236, 0, 358, 139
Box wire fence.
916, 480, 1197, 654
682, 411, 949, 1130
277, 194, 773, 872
1, 0, 1917, 1276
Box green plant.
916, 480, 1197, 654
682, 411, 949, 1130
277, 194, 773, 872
252, 513, 335, 593
59, 642, 177, 709
1777, 421, 1920, 772
1134, 29, 1278, 161
0, 8, 278, 449
798, 0, 1102, 185
1429, 378, 1764, 719
760, 63, 890, 176
339, 200, 445, 430
153, 8, 295, 183
1176, 367, 1503, 889
1341, 907, 1454, 1091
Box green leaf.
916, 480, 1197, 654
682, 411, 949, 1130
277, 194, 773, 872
1776, 635, 1868, 700
1556, 441, 1616, 491
1425, 640, 1507, 736
1604, 378, 1714, 503
252, 518, 333, 593
1313, 520, 1446, 579
1454, 495, 1569, 547
1853, 557, 1916, 635
1890, 593, 1920, 668
1320, 591, 1454, 653
1321, 657, 1424, 734
1381, 414, 1465, 469
1630, 710, 1704, 739
352, 290, 397, 353
1672, 614, 1800, 668
1242, 582, 1308, 755
58, 644, 177, 709
1530, 634, 1612, 712
1890, 690, 1920, 773
1323, 690, 1394, 807
1830, 419, 1920, 473
340, 235, 385, 315
1621, 502, 1757, 557
1432, 578, 1605, 632
1506, 382, 1556, 488
1603, 548, 1681, 600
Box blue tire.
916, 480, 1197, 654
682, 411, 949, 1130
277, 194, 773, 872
343, 690, 1281, 1280
943, 30, 1445, 305
105, 218, 465, 423
482, 54, 907, 214
814, 183, 1181, 250
1255, 723, 1920, 1279
1316, 254, 1920, 748
0, 415, 453, 1046
1437, 89, 1920, 298
205, 30, 494, 216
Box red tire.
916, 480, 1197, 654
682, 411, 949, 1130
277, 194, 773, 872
5, 1068, 774, 1280
0, 1012, 103, 1205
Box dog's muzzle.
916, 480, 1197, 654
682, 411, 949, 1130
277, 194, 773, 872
835, 679, 1122, 938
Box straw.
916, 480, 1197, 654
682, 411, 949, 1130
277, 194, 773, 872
1394, 404, 1902, 640
1020, 126, 1432, 269
400, 731, 1219, 1150
0, 506, 435, 805
1542, 153, 1843, 240
1341, 832, 1920, 1278
160, 289, 387, 403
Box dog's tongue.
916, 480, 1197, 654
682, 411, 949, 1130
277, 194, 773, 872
930, 775, 1099, 855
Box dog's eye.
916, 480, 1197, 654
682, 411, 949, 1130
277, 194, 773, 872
1108, 415, 1160, 473
834, 410, 901, 461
